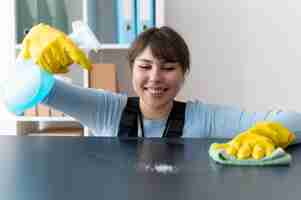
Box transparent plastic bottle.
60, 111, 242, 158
0, 21, 100, 116
0, 58, 55, 115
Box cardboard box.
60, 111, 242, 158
24, 107, 37, 116
37, 104, 50, 116
50, 109, 64, 117
24, 107, 37, 117
89, 63, 118, 92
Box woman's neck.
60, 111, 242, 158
139, 100, 173, 120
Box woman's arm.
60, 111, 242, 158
185, 101, 301, 143
43, 79, 127, 135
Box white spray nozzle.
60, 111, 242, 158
69, 21, 101, 52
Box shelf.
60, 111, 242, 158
15, 116, 77, 122
27, 127, 83, 137
16, 43, 130, 51
99, 44, 130, 50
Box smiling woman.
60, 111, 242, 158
1, 23, 301, 161
128, 26, 190, 119
132, 46, 185, 120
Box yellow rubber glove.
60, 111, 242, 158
21, 23, 91, 74
212, 122, 296, 160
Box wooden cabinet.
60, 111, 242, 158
89, 63, 118, 92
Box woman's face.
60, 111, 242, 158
132, 46, 185, 112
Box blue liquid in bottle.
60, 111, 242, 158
0, 58, 55, 115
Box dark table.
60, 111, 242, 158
0, 136, 300, 200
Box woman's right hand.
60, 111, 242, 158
21, 23, 92, 74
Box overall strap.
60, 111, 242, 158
118, 97, 140, 137
162, 101, 186, 138
118, 97, 186, 138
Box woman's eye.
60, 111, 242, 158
139, 65, 151, 69
162, 63, 178, 71
162, 67, 175, 71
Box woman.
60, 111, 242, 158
8, 24, 301, 159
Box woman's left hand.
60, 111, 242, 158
211, 122, 295, 160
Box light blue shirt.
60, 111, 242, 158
44, 79, 301, 143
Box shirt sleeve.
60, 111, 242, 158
43, 79, 127, 135
265, 110, 301, 144
185, 100, 301, 143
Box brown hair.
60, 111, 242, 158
128, 26, 190, 75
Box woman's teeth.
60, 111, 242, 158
147, 88, 167, 96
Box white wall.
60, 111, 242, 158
0, 1, 17, 134
0, 0, 15, 114
167, 0, 301, 111
0, 0, 15, 90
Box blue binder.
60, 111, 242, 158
136, 0, 156, 35
116, 0, 137, 44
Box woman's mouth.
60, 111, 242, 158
145, 87, 168, 97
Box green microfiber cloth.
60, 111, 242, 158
209, 144, 292, 166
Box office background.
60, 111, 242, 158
1, 0, 301, 133
14, 0, 301, 111
169, 0, 301, 112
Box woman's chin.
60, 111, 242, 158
143, 97, 172, 109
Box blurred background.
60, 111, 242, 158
2, 0, 301, 136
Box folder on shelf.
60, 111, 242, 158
116, 0, 136, 44
136, 0, 156, 35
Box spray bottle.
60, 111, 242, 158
0, 21, 101, 115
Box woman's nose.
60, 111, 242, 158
149, 67, 162, 82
